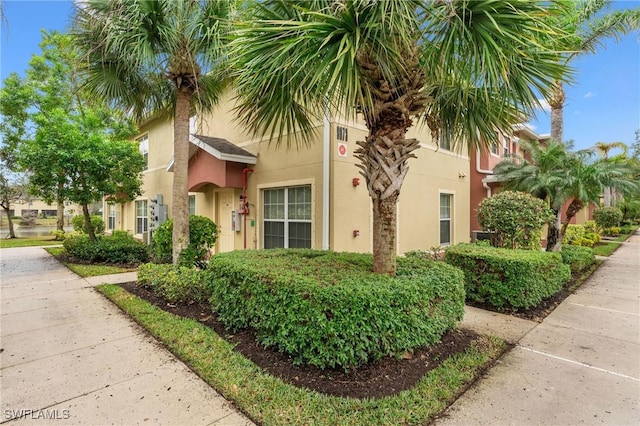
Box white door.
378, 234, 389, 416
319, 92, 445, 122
216, 190, 235, 253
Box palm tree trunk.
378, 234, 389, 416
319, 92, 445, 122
561, 199, 584, 239
355, 135, 420, 274
171, 88, 191, 264
547, 208, 562, 252
549, 80, 565, 143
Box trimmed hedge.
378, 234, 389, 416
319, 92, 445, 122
63, 233, 149, 264
137, 263, 207, 303
204, 249, 465, 370
445, 243, 570, 310
560, 245, 595, 273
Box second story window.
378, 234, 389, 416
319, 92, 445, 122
439, 130, 451, 151
137, 134, 149, 170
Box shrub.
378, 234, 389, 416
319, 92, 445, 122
562, 224, 585, 246
137, 263, 207, 303
151, 215, 218, 266
583, 220, 598, 234
593, 207, 623, 232
445, 243, 570, 310
605, 226, 621, 237
205, 249, 465, 370
560, 245, 595, 274
476, 191, 554, 250
72, 215, 105, 236
63, 233, 149, 264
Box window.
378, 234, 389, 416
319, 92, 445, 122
135, 200, 148, 234
439, 194, 453, 246
337, 126, 348, 141
439, 130, 451, 151
107, 204, 116, 230
189, 195, 196, 216
503, 144, 509, 157
137, 134, 149, 170
263, 185, 312, 249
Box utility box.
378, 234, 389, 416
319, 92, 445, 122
231, 210, 241, 232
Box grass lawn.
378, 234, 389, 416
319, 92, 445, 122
592, 225, 638, 257
45, 247, 136, 277
0, 236, 61, 248
97, 284, 506, 426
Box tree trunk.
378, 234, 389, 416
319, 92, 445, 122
546, 208, 562, 252
56, 190, 65, 231
82, 203, 96, 241
603, 186, 611, 207
561, 199, 584, 239
2, 206, 16, 238
171, 88, 192, 264
549, 80, 565, 143
372, 196, 398, 275
355, 135, 420, 274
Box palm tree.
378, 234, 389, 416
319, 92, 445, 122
593, 141, 628, 206
559, 150, 638, 238
231, 0, 569, 274
73, 0, 234, 264
548, 1, 639, 143
493, 139, 571, 251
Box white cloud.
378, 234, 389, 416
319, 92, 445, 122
584, 91, 596, 99
536, 98, 551, 112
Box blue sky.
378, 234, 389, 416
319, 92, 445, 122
1, 0, 639, 153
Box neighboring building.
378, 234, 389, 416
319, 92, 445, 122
0, 199, 82, 220
105, 98, 471, 254
470, 125, 595, 242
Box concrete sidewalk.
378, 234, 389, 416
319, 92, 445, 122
438, 231, 640, 425
0, 246, 254, 425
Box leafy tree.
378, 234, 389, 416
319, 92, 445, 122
12, 31, 146, 241
231, 0, 569, 274
547, 0, 639, 143
0, 170, 28, 239
73, 0, 234, 264
477, 191, 554, 250
593, 206, 623, 231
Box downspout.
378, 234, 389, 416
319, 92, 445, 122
241, 167, 254, 250
322, 104, 330, 251
476, 149, 493, 198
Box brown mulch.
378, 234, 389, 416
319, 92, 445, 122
119, 281, 482, 399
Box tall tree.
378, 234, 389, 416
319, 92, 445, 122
231, 0, 569, 274
493, 139, 571, 251
593, 141, 628, 206
0, 169, 28, 239
548, 0, 639, 143
73, 0, 234, 263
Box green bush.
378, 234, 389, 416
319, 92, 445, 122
445, 243, 570, 310
72, 215, 105, 235
63, 233, 149, 264
593, 207, 623, 231
137, 263, 207, 303
476, 191, 554, 250
560, 245, 595, 274
605, 226, 621, 237
205, 249, 465, 370
151, 215, 218, 266
562, 224, 585, 246
584, 220, 598, 233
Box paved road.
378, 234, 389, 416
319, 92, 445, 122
0, 246, 254, 425
438, 231, 640, 425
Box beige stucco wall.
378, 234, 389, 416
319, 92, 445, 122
116, 94, 472, 254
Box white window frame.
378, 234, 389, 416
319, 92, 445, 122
263, 185, 312, 249
135, 200, 148, 234
137, 134, 149, 170
189, 194, 196, 216
107, 204, 116, 230
439, 192, 454, 247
